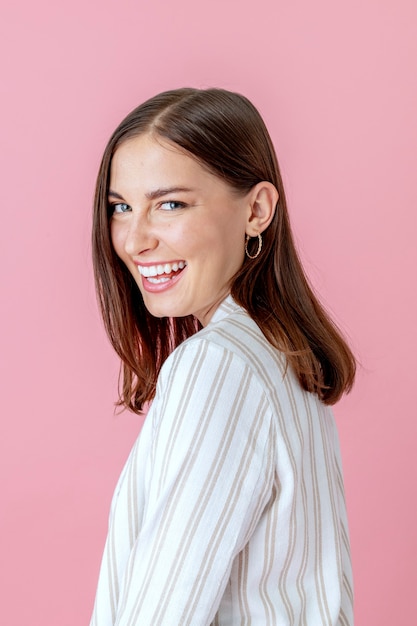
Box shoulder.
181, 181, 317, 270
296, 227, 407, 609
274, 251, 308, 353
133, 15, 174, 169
150, 309, 277, 454
159, 301, 287, 402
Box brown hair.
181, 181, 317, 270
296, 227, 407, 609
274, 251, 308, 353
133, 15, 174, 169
93, 87, 355, 412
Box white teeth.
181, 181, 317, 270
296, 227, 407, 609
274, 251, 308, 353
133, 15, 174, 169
138, 261, 187, 278
148, 276, 170, 284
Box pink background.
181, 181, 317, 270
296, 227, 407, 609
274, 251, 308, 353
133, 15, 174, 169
1, 0, 416, 624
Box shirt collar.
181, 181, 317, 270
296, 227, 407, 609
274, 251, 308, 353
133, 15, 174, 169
208, 295, 242, 326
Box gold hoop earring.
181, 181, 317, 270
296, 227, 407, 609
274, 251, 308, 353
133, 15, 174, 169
245, 233, 262, 259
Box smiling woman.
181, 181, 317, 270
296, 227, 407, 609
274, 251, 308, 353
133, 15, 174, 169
90, 88, 356, 626
107, 133, 275, 323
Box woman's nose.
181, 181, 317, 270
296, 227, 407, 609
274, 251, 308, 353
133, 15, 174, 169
124, 213, 158, 257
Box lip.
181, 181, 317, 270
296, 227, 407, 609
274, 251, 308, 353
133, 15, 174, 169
137, 262, 187, 293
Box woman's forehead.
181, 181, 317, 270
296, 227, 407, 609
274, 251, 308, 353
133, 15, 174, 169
109, 133, 231, 197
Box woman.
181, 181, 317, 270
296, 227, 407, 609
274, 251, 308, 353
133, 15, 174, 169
90, 88, 355, 625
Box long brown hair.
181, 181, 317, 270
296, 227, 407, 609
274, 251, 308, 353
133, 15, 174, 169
93, 87, 355, 412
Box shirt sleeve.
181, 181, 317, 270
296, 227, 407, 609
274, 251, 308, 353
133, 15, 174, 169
115, 337, 275, 626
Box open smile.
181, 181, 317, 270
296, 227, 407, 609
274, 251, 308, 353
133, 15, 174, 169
137, 261, 187, 289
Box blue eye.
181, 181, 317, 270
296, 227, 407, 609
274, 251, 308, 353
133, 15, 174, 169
160, 201, 186, 211
112, 203, 131, 214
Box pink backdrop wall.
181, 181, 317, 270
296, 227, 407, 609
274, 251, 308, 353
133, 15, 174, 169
1, 0, 416, 623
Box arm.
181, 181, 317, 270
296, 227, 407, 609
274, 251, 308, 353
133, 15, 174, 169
115, 338, 275, 626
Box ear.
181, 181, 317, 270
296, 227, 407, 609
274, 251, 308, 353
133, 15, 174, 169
245, 181, 278, 236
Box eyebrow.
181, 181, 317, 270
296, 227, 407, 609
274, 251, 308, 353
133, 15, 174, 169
108, 187, 195, 201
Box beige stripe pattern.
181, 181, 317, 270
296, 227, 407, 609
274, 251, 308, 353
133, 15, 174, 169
90, 296, 353, 625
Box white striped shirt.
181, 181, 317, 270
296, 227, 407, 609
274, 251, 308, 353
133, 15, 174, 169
90, 296, 353, 625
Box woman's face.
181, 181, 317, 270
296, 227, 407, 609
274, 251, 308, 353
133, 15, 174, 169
109, 133, 251, 325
